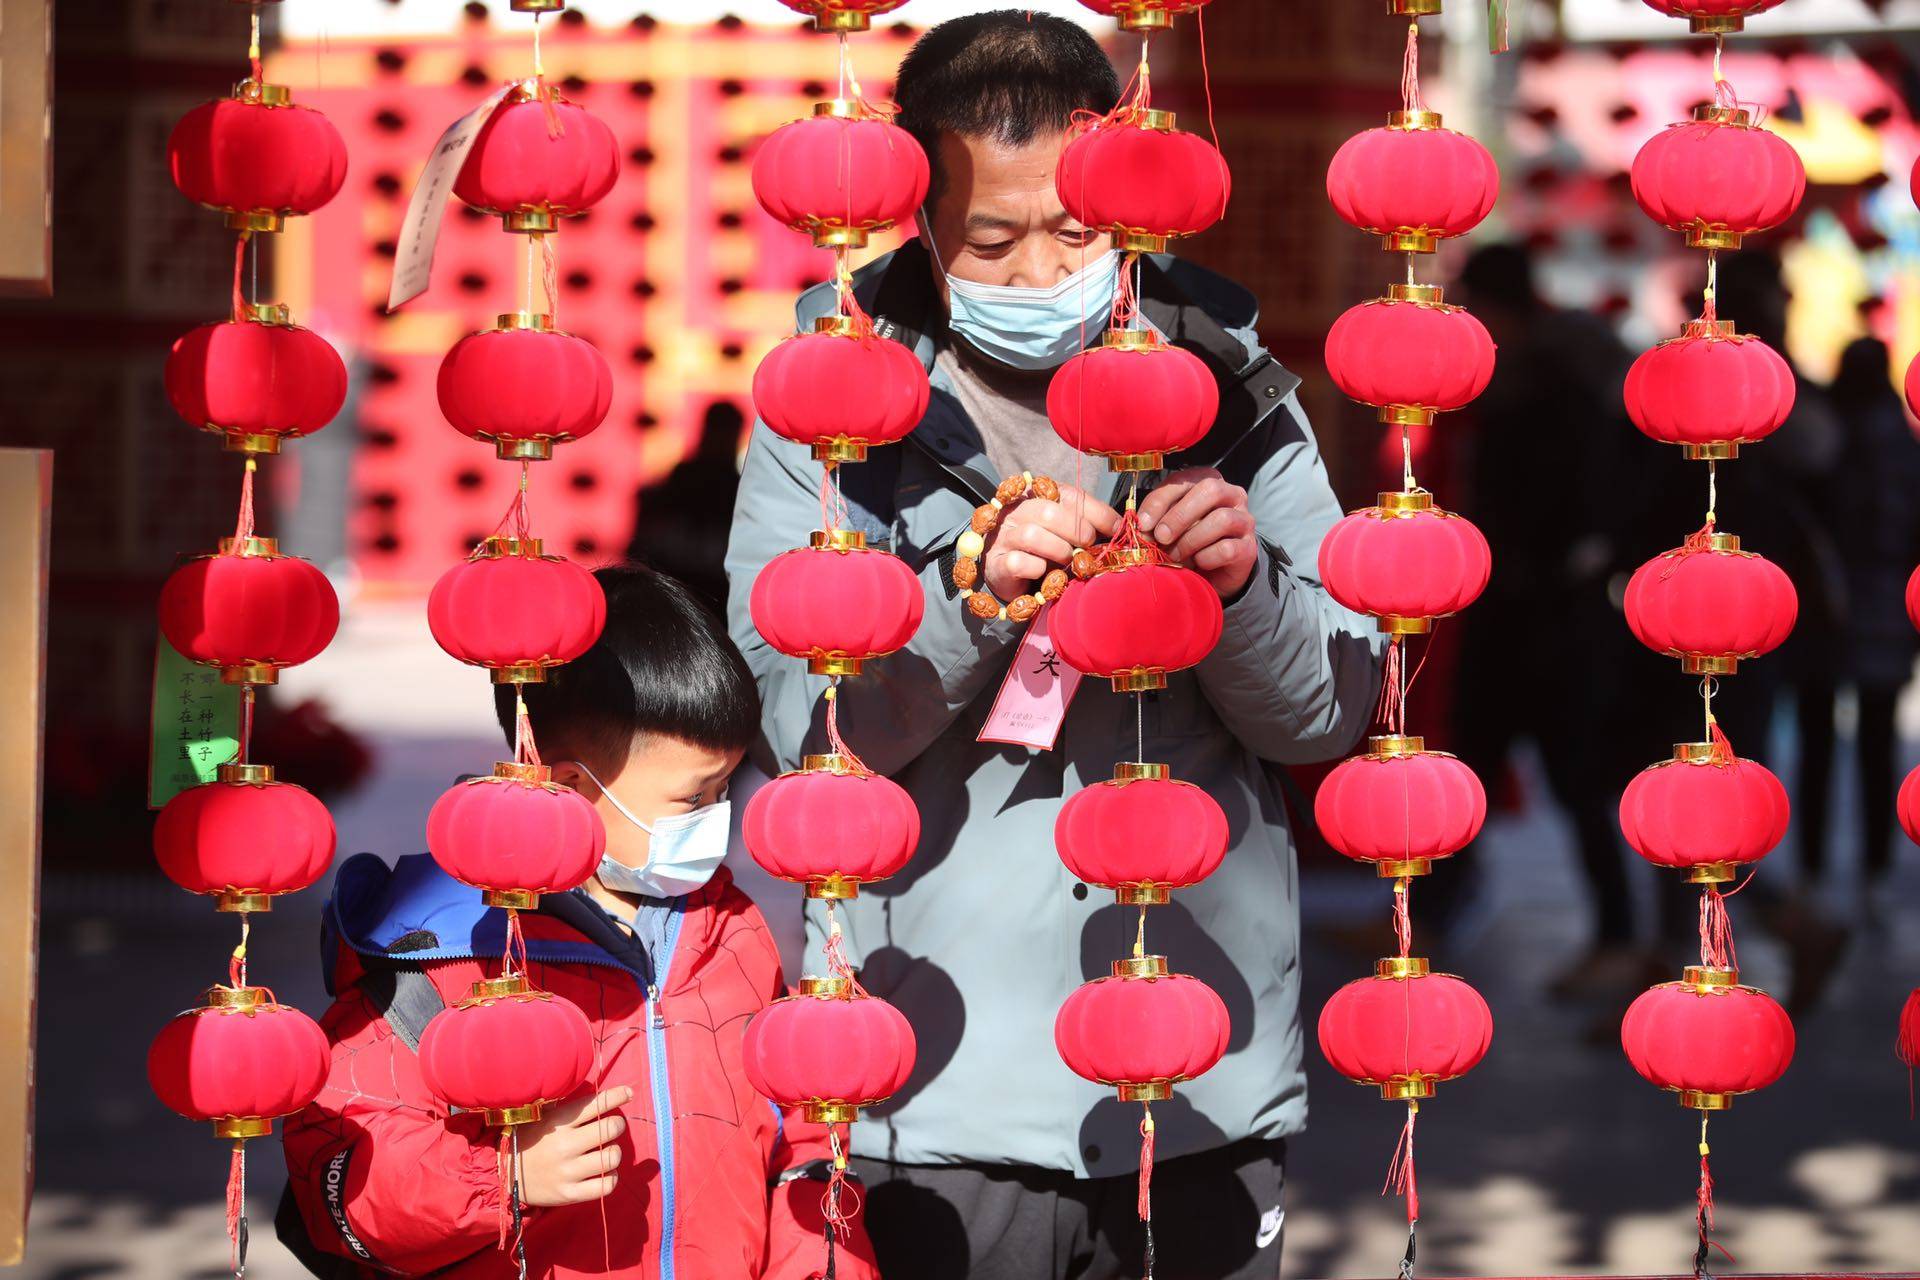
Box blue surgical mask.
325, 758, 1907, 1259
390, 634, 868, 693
924, 218, 1118, 371
567, 760, 731, 899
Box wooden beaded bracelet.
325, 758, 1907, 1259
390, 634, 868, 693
950, 471, 1082, 622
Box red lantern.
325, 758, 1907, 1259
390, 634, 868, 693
1324, 285, 1496, 426
1317, 490, 1491, 634
454, 87, 620, 233
1318, 962, 1492, 1098
1620, 740, 1789, 880
749, 531, 924, 676
1047, 330, 1219, 472
1076, 0, 1214, 30
752, 319, 930, 462
1899, 988, 1920, 1073
743, 982, 917, 1122
1631, 106, 1805, 250
148, 987, 329, 1138
1314, 737, 1486, 876
1055, 960, 1230, 1099
159, 537, 339, 686
417, 976, 595, 1126
1908, 353, 1920, 432
1055, 762, 1229, 903
1908, 564, 1920, 634
752, 106, 930, 250
165, 306, 347, 455
742, 754, 920, 898
168, 81, 348, 232
1621, 970, 1794, 1108
1624, 533, 1797, 674
1896, 761, 1920, 846
1057, 110, 1230, 253
1050, 561, 1223, 692
427, 763, 606, 909
1327, 113, 1500, 253
437, 315, 611, 461
1625, 321, 1795, 459
427, 537, 606, 684
776, 0, 909, 31
1640, 0, 1785, 33
154, 763, 336, 912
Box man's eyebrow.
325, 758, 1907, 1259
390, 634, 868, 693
964, 212, 1023, 233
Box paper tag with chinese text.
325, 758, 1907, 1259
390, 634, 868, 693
977, 604, 1082, 751
148, 637, 241, 809
387, 84, 516, 311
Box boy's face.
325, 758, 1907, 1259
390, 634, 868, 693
555, 734, 742, 871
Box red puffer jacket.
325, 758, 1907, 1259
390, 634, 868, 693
281, 853, 873, 1280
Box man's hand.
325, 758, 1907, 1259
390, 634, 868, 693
517, 1086, 632, 1208
982, 485, 1120, 601
1137, 468, 1258, 599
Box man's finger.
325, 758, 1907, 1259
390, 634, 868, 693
1053, 488, 1123, 539
1170, 507, 1254, 564
996, 549, 1052, 583
1151, 478, 1244, 547
1003, 519, 1075, 565
1134, 478, 1196, 532
1190, 533, 1257, 573
570, 1087, 634, 1127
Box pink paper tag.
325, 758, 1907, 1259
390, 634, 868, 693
977, 603, 1082, 751
387, 84, 515, 311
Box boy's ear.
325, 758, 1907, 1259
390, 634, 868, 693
551, 760, 592, 795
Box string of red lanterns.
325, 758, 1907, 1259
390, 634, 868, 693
740, 3, 932, 1270
145, 2, 344, 1271
1897, 157, 1920, 1108
1616, 9, 1804, 1273
1313, 6, 1500, 1274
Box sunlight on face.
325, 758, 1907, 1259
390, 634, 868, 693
554, 734, 741, 872
923, 130, 1112, 297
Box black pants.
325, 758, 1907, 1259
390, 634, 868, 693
852, 1137, 1287, 1280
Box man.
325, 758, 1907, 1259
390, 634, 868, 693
724, 12, 1381, 1279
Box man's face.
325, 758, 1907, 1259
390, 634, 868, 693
923, 129, 1111, 302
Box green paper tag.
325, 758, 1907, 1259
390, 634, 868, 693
148, 636, 241, 809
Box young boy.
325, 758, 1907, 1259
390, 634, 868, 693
279, 565, 872, 1280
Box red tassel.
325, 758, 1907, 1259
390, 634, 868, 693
225, 1141, 245, 1274
1899, 988, 1920, 1119
820, 1123, 861, 1242
1137, 1103, 1156, 1222
1697, 887, 1738, 973
1383, 1100, 1419, 1224
497, 1129, 513, 1250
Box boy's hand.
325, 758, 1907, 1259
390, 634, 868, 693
1136, 468, 1259, 599
518, 1086, 633, 1208
982, 484, 1120, 601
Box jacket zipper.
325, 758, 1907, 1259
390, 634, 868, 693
648, 904, 686, 1280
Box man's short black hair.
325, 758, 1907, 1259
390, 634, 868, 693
895, 10, 1121, 205
492, 563, 760, 770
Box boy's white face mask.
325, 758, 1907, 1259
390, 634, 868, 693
566, 760, 730, 900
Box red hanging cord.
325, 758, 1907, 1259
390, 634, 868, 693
1384, 1099, 1419, 1223
1400, 22, 1427, 116
1137, 1102, 1156, 1221
225, 1141, 248, 1277
232, 457, 258, 548
230, 232, 252, 323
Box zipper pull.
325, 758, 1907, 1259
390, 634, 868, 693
648, 983, 663, 1030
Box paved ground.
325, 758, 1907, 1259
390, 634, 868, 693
17, 600, 1920, 1278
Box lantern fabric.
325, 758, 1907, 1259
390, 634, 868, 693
1909, 351, 1920, 424
438, 324, 613, 458
1057, 117, 1230, 250
1621, 981, 1794, 1099
742, 761, 920, 896
752, 326, 930, 461
1625, 325, 1795, 456
752, 113, 929, 249
1323, 289, 1496, 424
1620, 747, 1790, 872
1046, 337, 1219, 469
1318, 972, 1492, 1093
1630, 111, 1805, 249
1317, 496, 1491, 629
155, 772, 336, 906
168, 90, 348, 228
1326, 122, 1500, 252
1640, 0, 1786, 31
417, 986, 595, 1120
148, 993, 329, 1132
1899, 988, 1920, 1070
427, 769, 606, 906
165, 317, 348, 451
427, 543, 606, 680
748, 538, 923, 675
1905, 563, 1920, 634
1050, 563, 1223, 690
1054, 768, 1229, 897
1897, 762, 1920, 847
1055, 973, 1230, 1090
1624, 539, 1797, 670
454, 94, 620, 226
159, 545, 340, 683
743, 992, 917, 1111
1314, 748, 1486, 869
